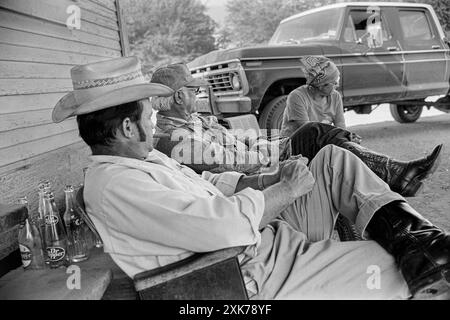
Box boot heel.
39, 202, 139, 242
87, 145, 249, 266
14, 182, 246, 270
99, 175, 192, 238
412, 278, 450, 300
411, 264, 450, 299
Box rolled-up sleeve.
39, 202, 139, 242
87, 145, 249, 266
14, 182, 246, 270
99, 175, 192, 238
201, 171, 244, 196
101, 169, 264, 254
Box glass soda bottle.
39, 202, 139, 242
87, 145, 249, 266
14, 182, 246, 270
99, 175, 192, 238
44, 192, 69, 268
63, 185, 89, 262
37, 184, 47, 235
17, 197, 46, 270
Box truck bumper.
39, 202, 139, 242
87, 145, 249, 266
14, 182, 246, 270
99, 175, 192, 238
196, 96, 252, 114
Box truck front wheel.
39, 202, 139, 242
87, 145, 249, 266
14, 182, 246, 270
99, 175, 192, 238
259, 95, 288, 130
389, 104, 423, 123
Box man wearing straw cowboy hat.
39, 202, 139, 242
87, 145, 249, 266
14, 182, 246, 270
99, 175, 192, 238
52, 56, 450, 299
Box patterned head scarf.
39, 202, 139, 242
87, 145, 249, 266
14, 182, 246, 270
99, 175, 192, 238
299, 56, 340, 87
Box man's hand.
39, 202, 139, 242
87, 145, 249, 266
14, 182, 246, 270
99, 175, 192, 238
280, 158, 315, 198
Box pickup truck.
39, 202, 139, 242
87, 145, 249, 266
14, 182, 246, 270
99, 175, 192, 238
188, 2, 450, 129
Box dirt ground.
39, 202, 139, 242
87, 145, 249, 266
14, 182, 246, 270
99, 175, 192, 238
350, 112, 450, 231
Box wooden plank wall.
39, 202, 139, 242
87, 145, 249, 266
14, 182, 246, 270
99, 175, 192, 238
0, 0, 126, 213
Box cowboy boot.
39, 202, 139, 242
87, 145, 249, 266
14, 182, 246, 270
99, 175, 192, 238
340, 142, 443, 197
366, 201, 450, 299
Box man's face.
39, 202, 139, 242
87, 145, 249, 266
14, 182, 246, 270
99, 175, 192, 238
317, 77, 340, 96
136, 99, 155, 154
180, 86, 200, 115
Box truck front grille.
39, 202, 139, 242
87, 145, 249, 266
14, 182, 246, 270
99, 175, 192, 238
207, 73, 234, 93
190, 60, 247, 97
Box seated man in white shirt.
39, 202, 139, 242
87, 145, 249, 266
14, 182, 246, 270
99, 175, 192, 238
52, 57, 450, 300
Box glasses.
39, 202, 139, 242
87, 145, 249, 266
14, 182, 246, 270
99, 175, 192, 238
184, 87, 201, 95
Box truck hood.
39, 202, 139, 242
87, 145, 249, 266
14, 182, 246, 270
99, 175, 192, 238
187, 44, 325, 69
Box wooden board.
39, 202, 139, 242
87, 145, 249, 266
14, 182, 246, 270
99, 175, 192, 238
0, 204, 27, 233
0, 0, 125, 227
0, 141, 90, 215
0, 44, 115, 66
0, 121, 78, 149
0, 10, 121, 50
0, 203, 27, 261
0, 248, 113, 300
0, 226, 21, 262
0, 28, 121, 59
0, 93, 68, 114
0, 0, 118, 34
116, 0, 130, 56
0, 109, 56, 132
89, 0, 117, 12
0, 129, 82, 167
0, 61, 73, 79
0, 79, 73, 96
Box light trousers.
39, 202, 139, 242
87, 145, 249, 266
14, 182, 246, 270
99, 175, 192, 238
241, 145, 411, 300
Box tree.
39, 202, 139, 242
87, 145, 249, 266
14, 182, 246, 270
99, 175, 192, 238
221, 0, 450, 48
222, 0, 333, 47
123, 0, 217, 72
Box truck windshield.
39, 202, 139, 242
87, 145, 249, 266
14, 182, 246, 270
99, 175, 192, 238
269, 8, 343, 45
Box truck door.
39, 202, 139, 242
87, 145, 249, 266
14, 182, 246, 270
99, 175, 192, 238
338, 6, 404, 106
394, 7, 450, 99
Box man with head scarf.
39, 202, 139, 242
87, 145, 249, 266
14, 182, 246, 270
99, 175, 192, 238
279, 55, 444, 197
281, 56, 344, 137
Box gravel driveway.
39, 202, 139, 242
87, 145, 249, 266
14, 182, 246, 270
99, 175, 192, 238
350, 113, 450, 231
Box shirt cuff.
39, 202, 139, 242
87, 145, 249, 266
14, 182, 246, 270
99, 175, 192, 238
202, 171, 245, 197
233, 188, 265, 251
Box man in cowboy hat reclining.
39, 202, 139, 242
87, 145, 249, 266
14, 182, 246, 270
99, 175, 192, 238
150, 62, 442, 198
52, 56, 450, 299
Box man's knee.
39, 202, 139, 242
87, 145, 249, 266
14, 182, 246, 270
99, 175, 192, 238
316, 144, 337, 158
313, 144, 357, 165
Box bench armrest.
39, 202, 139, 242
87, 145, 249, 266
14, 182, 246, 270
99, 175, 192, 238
133, 246, 248, 300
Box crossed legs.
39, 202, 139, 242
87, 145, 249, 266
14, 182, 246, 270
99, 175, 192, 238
241, 145, 411, 299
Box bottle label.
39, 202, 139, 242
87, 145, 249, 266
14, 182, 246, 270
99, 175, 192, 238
45, 215, 58, 225
46, 247, 65, 261
19, 244, 32, 268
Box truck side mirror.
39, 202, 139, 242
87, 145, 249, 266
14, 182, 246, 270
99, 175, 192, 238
366, 22, 383, 48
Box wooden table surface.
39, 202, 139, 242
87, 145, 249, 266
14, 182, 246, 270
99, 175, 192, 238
0, 247, 114, 300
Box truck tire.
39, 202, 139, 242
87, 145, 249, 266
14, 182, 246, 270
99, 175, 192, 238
259, 95, 288, 130
390, 104, 423, 123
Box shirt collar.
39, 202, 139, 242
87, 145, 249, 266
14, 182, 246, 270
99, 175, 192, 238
89, 149, 172, 168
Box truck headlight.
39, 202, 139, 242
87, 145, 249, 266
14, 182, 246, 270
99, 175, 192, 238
231, 74, 241, 91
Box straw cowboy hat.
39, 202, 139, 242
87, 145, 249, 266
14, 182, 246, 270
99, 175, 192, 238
52, 56, 174, 123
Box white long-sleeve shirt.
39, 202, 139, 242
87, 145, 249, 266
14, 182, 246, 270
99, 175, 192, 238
84, 149, 264, 278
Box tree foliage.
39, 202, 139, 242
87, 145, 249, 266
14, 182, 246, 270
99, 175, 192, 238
221, 0, 333, 47
123, 0, 217, 71
220, 0, 450, 48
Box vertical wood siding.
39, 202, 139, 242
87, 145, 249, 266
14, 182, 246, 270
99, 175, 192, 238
0, 0, 127, 212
